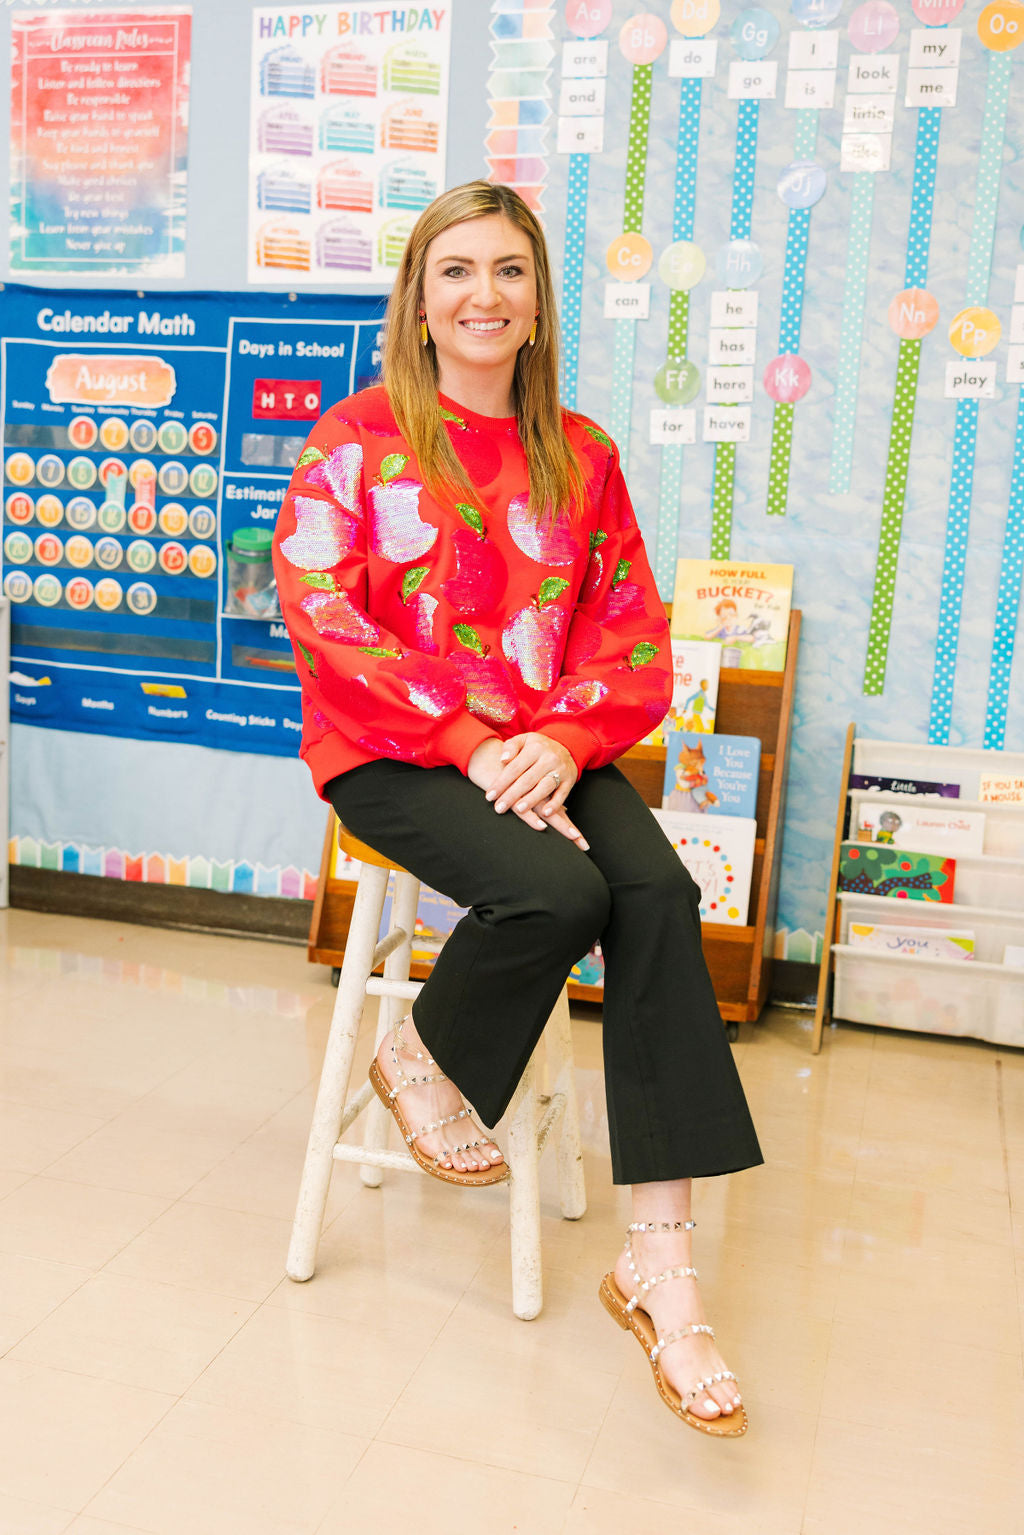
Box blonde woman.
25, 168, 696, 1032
273, 181, 762, 1436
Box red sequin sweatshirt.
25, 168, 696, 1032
272, 385, 672, 799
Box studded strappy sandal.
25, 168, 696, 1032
368, 1019, 509, 1187
599, 1220, 748, 1437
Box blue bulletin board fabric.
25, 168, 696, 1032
1, 283, 386, 756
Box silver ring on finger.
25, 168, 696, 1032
546, 770, 561, 787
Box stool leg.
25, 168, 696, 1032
360, 869, 420, 1189
549, 987, 587, 1221
507, 1054, 542, 1321
286, 861, 389, 1282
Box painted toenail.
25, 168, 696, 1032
722, 1403, 733, 1413
490, 1149, 501, 1160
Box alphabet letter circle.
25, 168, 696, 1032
730, 7, 780, 58
848, 0, 900, 51
949, 306, 1002, 357
978, 0, 1024, 50
910, 0, 964, 23
619, 11, 669, 62
606, 233, 653, 280
564, 0, 613, 38
777, 161, 828, 208
658, 240, 706, 290
792, 0, 843, 26
655, 359, 701, 404
763, 355, 811, 404
887, 288, 939, 339
670, 0, 721, 37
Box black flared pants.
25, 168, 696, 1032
326, 760, 763, 1186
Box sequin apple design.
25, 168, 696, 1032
300, 582, 381, 645
304, 441, 364, 512
549, 678, 609, 715
441, 503, 508, 616
615, 641, 670, 725
592, 559, 646, 624
506, 493, 577, 566
368, 453, 438, 563
440, 407, 504, 487
450, 623, 518, 724
279, 494, 358, 571
579, 530, 609, 602
401, 566, 439, 655
501, 578, 570, 692
359, 645, 465, 719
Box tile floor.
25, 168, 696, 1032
0, 906, 1022, 1534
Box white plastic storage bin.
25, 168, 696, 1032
837, 892, 1024, 965
832, 946, 1024, 1047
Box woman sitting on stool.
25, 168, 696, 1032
272, 180, 763, 1437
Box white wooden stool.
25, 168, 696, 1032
286, 823, 587, 1320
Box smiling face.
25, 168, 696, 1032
420, 214, 538, 413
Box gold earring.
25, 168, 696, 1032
528, 316, 537, 347
419, 312, 428, 347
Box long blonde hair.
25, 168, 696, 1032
380, 180, 585, 521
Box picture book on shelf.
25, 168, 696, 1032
849, 773, 960, 799
662, 731, 761, 818
670, 559, 792, 672
848, 923, 975, 962
653, 810, 756, 925
838, 843, 956, 903
855, 801, 985, 857
979, 773, 1024, 803
644, 639, 721, 745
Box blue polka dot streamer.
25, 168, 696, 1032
928, 398, 978, 746
656, 76, 704, 597
767, 110, 819, 515
560, 153, 589, 409
985, 390, 1024, 750
966, 54, 1011, 307
904, 108, 941, 289
731, 98, 760, 241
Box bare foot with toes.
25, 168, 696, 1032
613, 1227, 743, 1424
373, 1015, 506, 1177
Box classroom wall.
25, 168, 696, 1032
5, 0, 1024, 963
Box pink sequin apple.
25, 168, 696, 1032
375, 650, 465, 719
300, 586, 380, 645
441, 504, 508, 615
368, 454, 438, 563
451, 623, 519, 724
506, 493, 577, 566
501, 578, 571, 691
279, 494, 358, 570
592, 559, 646, 623
549, 678, 609, 714
305, 441, 364, 512
400, 565, 439, 655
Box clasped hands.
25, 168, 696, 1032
467, 733, 589, 851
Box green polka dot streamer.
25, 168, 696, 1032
766, 404, 794, 517
668, 289, 689, 359
711, 444, 736, 560
624, 63, 653, 234
863, 339, 921, 696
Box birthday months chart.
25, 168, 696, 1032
1, 285, 384, 754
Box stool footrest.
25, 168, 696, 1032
365, 976, 422, 1002
337, 1079, 374, 1138
332, 1143, 420, 1172
372, 927, 410, 971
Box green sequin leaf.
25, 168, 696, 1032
358, 645, 402, 658
589, 530, 608, 553
538, 577, 570, 609
455, 502, 486, 537
439, 406, 467, 428
401, 566, 429, 602
297, 445, 325, 468
300, 572, 335, 591
297, 640, 317, 679
612, 559, 632, 586
583, 423, 613, 449
453, 622, 485, 656
379, 453, 409, 484
629, 642, 659, 671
